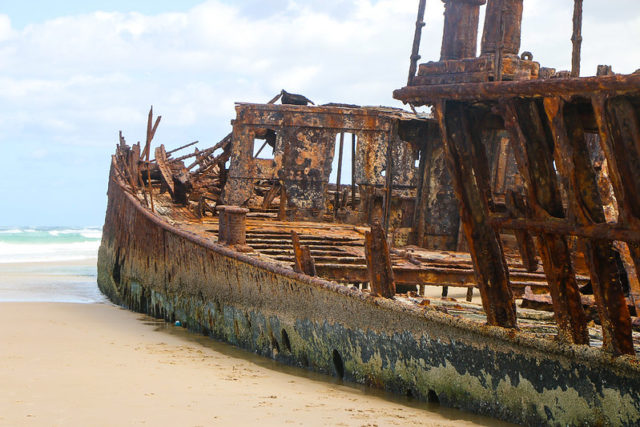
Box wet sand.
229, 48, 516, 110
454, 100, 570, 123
0, 259, 102, 303
0, 302, 509, 426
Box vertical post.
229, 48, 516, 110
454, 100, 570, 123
571, 0, 583, 78
291, 231, 316, 276
129, 142, 140, 190
383, 125, 395, 234
219, 206, 250, 250
335, 132, 345, 216
216, 206, 228, 244
407, 0, 427, 85
505, 190, 538, 272
435, 101, 517, 328
481, 0, 523, 56
278, 185, 287, 221
142, 107, 161, 213
365, 220, 396, 298
592, 95, 640, 319
413, 141, 428, 246
481, 0, 523, 81
544, 97, 633, 355
502, 100, 588, 344
495, 5, 505, 82
413, 135, 434, 247
440, 0, 485, 60
351, 134, 357, 208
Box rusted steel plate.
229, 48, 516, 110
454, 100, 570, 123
502, 99, 589, 345
364, 220, 396, 298
544, 96, 634, 355
435, 101, 517, 328
505, 191, 538, 272
234, 103, 407, 132
291, 231, 316, 276
593, 95, 640, 315
393, 74, 640, 105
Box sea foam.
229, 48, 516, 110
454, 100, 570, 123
0, 227, 102, 263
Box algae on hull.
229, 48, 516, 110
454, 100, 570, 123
98, 173, 640, 425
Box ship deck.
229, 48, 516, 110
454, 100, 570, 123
148, 189, 640, 352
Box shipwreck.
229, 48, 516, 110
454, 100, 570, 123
98, 1, 640, 424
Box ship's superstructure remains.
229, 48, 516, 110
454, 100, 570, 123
99, 1, 640, 424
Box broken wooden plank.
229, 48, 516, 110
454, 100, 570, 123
262, 182, 281, 209
130, 143, 141, 189
142, 107, 161, 212
155, 144, 175, 197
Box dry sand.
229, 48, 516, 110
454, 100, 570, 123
0, 302, 508, 426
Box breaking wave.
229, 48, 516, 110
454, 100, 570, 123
0, 227, 102, 263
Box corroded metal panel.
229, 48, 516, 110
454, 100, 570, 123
234, 103, 394, 132
98, 168, 640, 425
225, 103, 430, 223
278, 126, 335, 218
395, 0, 640, 353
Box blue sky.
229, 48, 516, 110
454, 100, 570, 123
0, 0, 639, 226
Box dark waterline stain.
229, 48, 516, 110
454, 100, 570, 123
138, 314, 514, 426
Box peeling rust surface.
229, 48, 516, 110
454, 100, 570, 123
101, 5, 640, 420
98, 166, 640, 425
395, 0, 640, 356
224, 103, 427, 226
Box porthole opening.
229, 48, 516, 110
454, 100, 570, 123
332, 349, 344, 379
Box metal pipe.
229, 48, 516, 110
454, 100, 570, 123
335, 132, 345, 216
351, 134, 357, 208
166, 140, 199, 156
383, 125, 395, 233
407, 0, 427, 85
571, 0, 583, 77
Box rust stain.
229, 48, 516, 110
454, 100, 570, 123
99, 2, 640, 424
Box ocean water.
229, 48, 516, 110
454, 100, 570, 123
0, 226, 509, 425
0, 226, 105, 303
0, 226, 102, 263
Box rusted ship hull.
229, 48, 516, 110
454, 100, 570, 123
98, 162, 640, 426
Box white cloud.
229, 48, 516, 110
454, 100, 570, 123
0, 0, 639, 225
0, 15, 14, 42
0, 0, 430, 154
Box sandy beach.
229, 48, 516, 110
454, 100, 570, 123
0, 302, 507, 426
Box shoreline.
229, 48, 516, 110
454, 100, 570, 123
0, 257, 102, 304
0, 302, 505, 426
